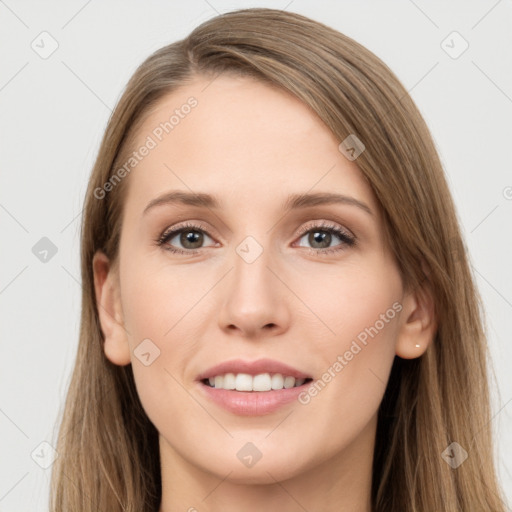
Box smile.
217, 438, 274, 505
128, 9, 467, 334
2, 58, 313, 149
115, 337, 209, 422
202, 372, 312, 391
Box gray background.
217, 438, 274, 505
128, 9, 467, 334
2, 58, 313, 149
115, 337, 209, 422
1, 0, 511, 509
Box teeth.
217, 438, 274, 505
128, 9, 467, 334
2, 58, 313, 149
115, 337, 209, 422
252, 373, 271, 391
223, 373, 236, 390
271, 373, 283, 389
283, 376, 295, 389
235, 373, 253, 391
205, 373, 308, 391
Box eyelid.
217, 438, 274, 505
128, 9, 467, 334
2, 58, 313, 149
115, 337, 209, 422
159, 219, 353, 240
158, 220, 216, 242
294, 219, 354, 239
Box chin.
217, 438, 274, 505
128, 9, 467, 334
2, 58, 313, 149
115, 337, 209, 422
212, 461, 302, 485
185, 444, 306, 484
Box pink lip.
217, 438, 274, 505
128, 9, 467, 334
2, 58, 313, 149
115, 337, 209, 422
195, 358, 313, 416
198, 383, 310, 416
196, 358, 312, 381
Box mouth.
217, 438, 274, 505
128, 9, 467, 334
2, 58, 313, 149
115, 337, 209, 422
201, 373, 313, 391
196, 358, 314, 415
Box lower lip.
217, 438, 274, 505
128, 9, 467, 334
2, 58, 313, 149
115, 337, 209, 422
198, 381, 310, 416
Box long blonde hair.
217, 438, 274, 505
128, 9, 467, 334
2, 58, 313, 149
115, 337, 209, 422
49, 8, 507, 511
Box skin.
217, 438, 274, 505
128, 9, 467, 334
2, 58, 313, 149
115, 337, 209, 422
93, 74, 436, 512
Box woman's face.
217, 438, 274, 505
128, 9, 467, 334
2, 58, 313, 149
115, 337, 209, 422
95, 73, 420, 485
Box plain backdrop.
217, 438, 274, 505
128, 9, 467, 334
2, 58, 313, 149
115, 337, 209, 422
1, 0, 511, 509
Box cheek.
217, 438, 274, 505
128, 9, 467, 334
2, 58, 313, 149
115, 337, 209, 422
117, 254, 211, 421
293, 257, 402, 349
291, 258, 402, 414
119, 253, 213, 343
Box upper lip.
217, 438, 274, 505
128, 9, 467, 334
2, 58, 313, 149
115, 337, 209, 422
196, 358, 312, 381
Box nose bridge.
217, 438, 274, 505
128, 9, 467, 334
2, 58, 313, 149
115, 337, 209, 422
231, 233, 275, 302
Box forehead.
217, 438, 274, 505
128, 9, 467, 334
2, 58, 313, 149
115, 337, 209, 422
124, 73, 378, 215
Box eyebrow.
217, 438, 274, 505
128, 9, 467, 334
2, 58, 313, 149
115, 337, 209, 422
143, 190, 373, 216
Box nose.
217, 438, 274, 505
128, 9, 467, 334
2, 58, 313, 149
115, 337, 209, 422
217, 240, 291, 339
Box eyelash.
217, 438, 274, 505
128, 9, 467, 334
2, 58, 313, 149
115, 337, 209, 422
155, 220, 357, 256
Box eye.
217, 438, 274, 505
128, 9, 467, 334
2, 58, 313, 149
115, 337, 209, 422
156, 222, 217, 255
156, 220, 356, 256
294, 221, 356, 255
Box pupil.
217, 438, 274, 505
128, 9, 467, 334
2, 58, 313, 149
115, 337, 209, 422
309, 231, 331, 248
181, 230, 203, 249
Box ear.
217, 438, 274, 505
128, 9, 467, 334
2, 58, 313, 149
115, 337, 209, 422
395, 278, 437, 359
92, 251, 131, 366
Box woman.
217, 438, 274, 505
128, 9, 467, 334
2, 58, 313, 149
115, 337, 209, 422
49, 7, 507, 511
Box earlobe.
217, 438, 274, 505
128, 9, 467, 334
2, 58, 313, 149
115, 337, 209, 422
92, 251, 131, 366
395, 282, 437, 360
